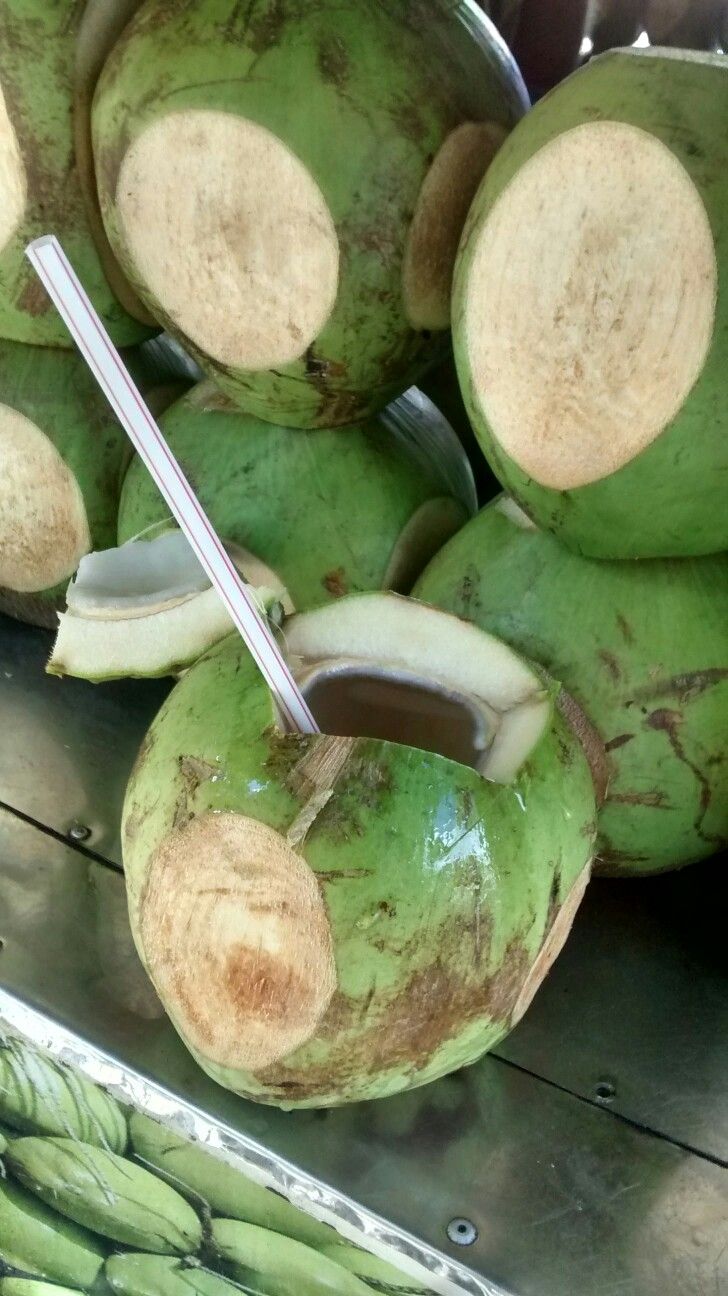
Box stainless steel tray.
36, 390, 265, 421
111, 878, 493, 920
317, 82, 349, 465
1, 612, 726, 1296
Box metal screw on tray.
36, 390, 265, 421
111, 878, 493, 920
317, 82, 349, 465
594, 1079, 616, 1104
67, 821, 92, 843
447, 1217, 478, 1246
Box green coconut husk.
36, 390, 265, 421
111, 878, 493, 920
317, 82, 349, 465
73, 0, 155, 330
91, 0, 526, 428
0, 0, 152, 346
453, 48, 728, 558
122, 591, 596, 1107
118, 380, 472, 605
414, 495, 728, 876
0, 340, 128, 624
0, 338, 185, 628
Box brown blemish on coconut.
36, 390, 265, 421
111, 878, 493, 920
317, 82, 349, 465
608, 789, 672, 809
557, 689, 609, 806
604, 733, 634, 752
317, 32, 349, 87
646, 707, 723, 847
635, 667, 728, 703
16, 277, 50, 318
0, 405, 90, 593
403, 121, 505, 331
465, 122, 717, 490
139, 812, 337, 1071
323, 567, 348, 598
116, 110, 340, 371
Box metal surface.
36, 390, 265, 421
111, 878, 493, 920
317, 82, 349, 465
1, 610, 727, 1295
499, 856, 728, 1164
1, 808, 726, 1296
0, 612, 168, 858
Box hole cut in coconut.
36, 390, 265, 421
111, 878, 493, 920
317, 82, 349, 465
286, 593, 552, 783
300, 662, 492, 769
49, 529, 292, 680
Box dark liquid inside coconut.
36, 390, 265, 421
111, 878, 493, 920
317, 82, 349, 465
300, 664, 490, 768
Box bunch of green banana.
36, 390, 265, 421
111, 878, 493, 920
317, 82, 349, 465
0, 1037, 432, 1295
211, 1219, 374, 1296
5, 1137, 202, 1255
0, 1039, 127, 1152
105, 1254, 243, 1296
0, 1282, 83, 1296
0, 1177, 105, 1289
129, 1113, 335, 1249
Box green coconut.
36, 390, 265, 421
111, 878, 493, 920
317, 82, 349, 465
453, 47, 728, 558
119, 380, 472, 598
414, 495, 728, 876
122, 591, 596, 1107
0, 0, 152, 347
91, 0, 526, 428
0, 339, 129, 627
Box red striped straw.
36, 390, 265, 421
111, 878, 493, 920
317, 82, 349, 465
26, 235, 319, 736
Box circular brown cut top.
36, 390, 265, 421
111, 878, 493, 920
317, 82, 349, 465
403, 121, 505, 331
464, 121, 716, 489
139, 813, 337, 1072
0, 82, 26, 254
117, 110, 340, 370
0, 406, 90, 592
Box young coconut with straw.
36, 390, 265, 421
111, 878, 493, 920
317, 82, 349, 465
27, 236, 599, 1109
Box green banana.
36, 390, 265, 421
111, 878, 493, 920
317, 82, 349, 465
6, 1138, 201, 1255
0, 1039, 127, 1153
318, 1243, 431, 1293
105, 1254, 242, 1296
0, 1282, 83, 1296
0, 1177, 105, 1290
129, 1113, 335, 1249
211, 1219, 373, 1296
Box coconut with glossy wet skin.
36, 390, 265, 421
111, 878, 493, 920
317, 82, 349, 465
415, 496, 728, 875
122, 592, 596, 1107
452, 47, 728, 557
91, 0, 525, 427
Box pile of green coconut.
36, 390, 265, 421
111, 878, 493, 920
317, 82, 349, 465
0, 0, 726, 1109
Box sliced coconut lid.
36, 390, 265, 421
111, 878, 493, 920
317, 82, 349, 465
51, 530, 292, 681
285, 591, 552, 783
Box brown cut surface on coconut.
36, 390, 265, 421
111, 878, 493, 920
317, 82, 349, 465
0, 82, 26, 253
510, 861, 591, 1025
403, 121, 506, 331
0, 406, 90, 592
117, 110, 340, 370
139, 813, 337, 1072
464, 121, 717, 489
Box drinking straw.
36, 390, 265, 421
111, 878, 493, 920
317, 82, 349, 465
26, 235, 319, 735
